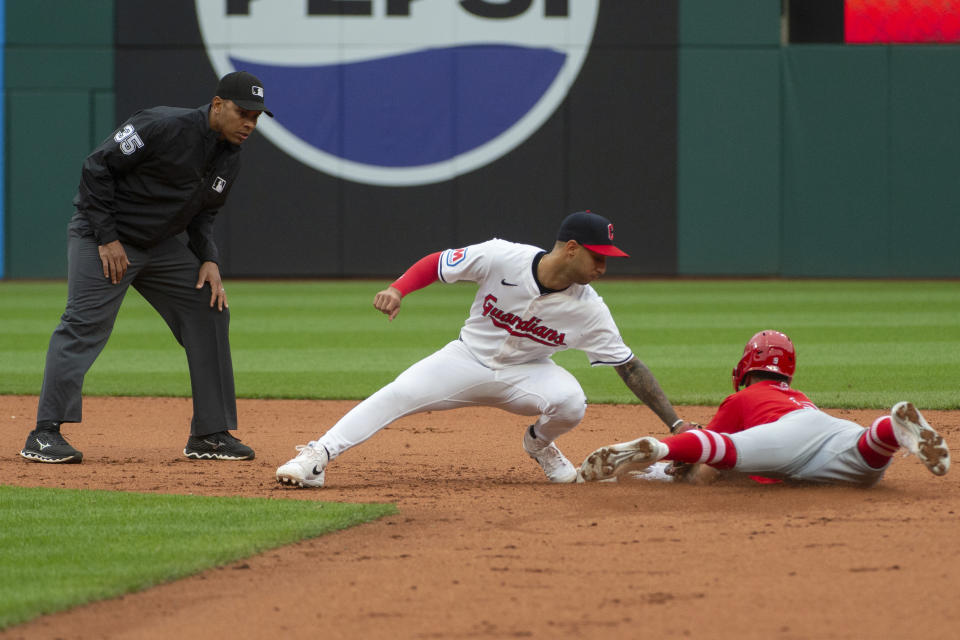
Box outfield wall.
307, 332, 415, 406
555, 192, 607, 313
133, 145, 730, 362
3, 1, 958, 279
678, 0, 960, 278
3, 0, 115, 279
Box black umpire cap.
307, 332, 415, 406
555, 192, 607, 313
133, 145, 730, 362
215, 71, 274, 118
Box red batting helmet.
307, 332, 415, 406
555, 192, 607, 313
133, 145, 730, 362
732, 330, 796, 391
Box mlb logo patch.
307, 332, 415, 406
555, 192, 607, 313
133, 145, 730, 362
445, 248, 467, 267
252, 85, 264, 97
212, 177, 227, 193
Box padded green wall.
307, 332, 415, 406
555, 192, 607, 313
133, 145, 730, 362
679, 1, 960, 277
782, 46, 960, 277
781, 47, 888, 277
887, 48, 960, 277
679, 0, 781, 46
678, 0, 782, 275
4, 0, 114, 278
678, 49, 781, 274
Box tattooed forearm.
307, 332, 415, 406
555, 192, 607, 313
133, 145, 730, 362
614, 356, 679, 428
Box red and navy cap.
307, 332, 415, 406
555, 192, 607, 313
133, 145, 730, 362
556, 211, 628, 257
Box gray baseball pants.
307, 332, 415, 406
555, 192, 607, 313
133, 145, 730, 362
36, 216, 237, 436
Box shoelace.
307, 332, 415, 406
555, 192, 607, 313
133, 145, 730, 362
294, 443, 327, 462
535, 443, 567, 470
36, 430, 69, 446
199, 432, 245, 447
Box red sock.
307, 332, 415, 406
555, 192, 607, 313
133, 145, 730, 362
662, 430, 738, 469
857, 416, 899, 468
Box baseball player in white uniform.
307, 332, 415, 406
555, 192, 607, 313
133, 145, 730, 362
579, 330, 951, 486
276, 211, 695, 487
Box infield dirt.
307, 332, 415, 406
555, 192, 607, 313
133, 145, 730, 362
1, 395, 958, 640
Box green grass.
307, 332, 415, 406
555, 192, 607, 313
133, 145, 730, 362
1, 279, 959, 408
0, 278, 957, 628
0, 485, 395, 629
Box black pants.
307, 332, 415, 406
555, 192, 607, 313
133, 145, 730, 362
36, 216, 237, 436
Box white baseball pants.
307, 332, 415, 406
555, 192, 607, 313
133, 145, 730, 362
731, 408, 890, 486
317, 339, 587, 459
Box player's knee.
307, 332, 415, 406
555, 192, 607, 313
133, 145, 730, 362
201, 305, 230, 333
549, 392, 587, 426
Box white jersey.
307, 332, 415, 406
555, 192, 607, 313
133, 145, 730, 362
437, 239, 633, 369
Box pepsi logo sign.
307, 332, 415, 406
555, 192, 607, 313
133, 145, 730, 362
196, 0, 599, 186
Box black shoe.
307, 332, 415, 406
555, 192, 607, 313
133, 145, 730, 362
184, 431, 255, 460
20, 425, 83, 464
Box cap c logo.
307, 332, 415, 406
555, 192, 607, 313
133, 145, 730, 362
196, 0, 599, 186
607, 224, 614, 241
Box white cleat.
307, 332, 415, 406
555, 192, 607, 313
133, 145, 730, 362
613, 462, 675, 483
891, 401, 950, 476
276, 443, 330, 488
523, 427, 578, 484
579, 436, 669, 482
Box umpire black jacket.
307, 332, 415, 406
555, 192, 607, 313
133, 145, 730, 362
72, 104, 242, 264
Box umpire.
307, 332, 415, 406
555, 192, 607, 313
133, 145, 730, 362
19, 71, 273, 464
